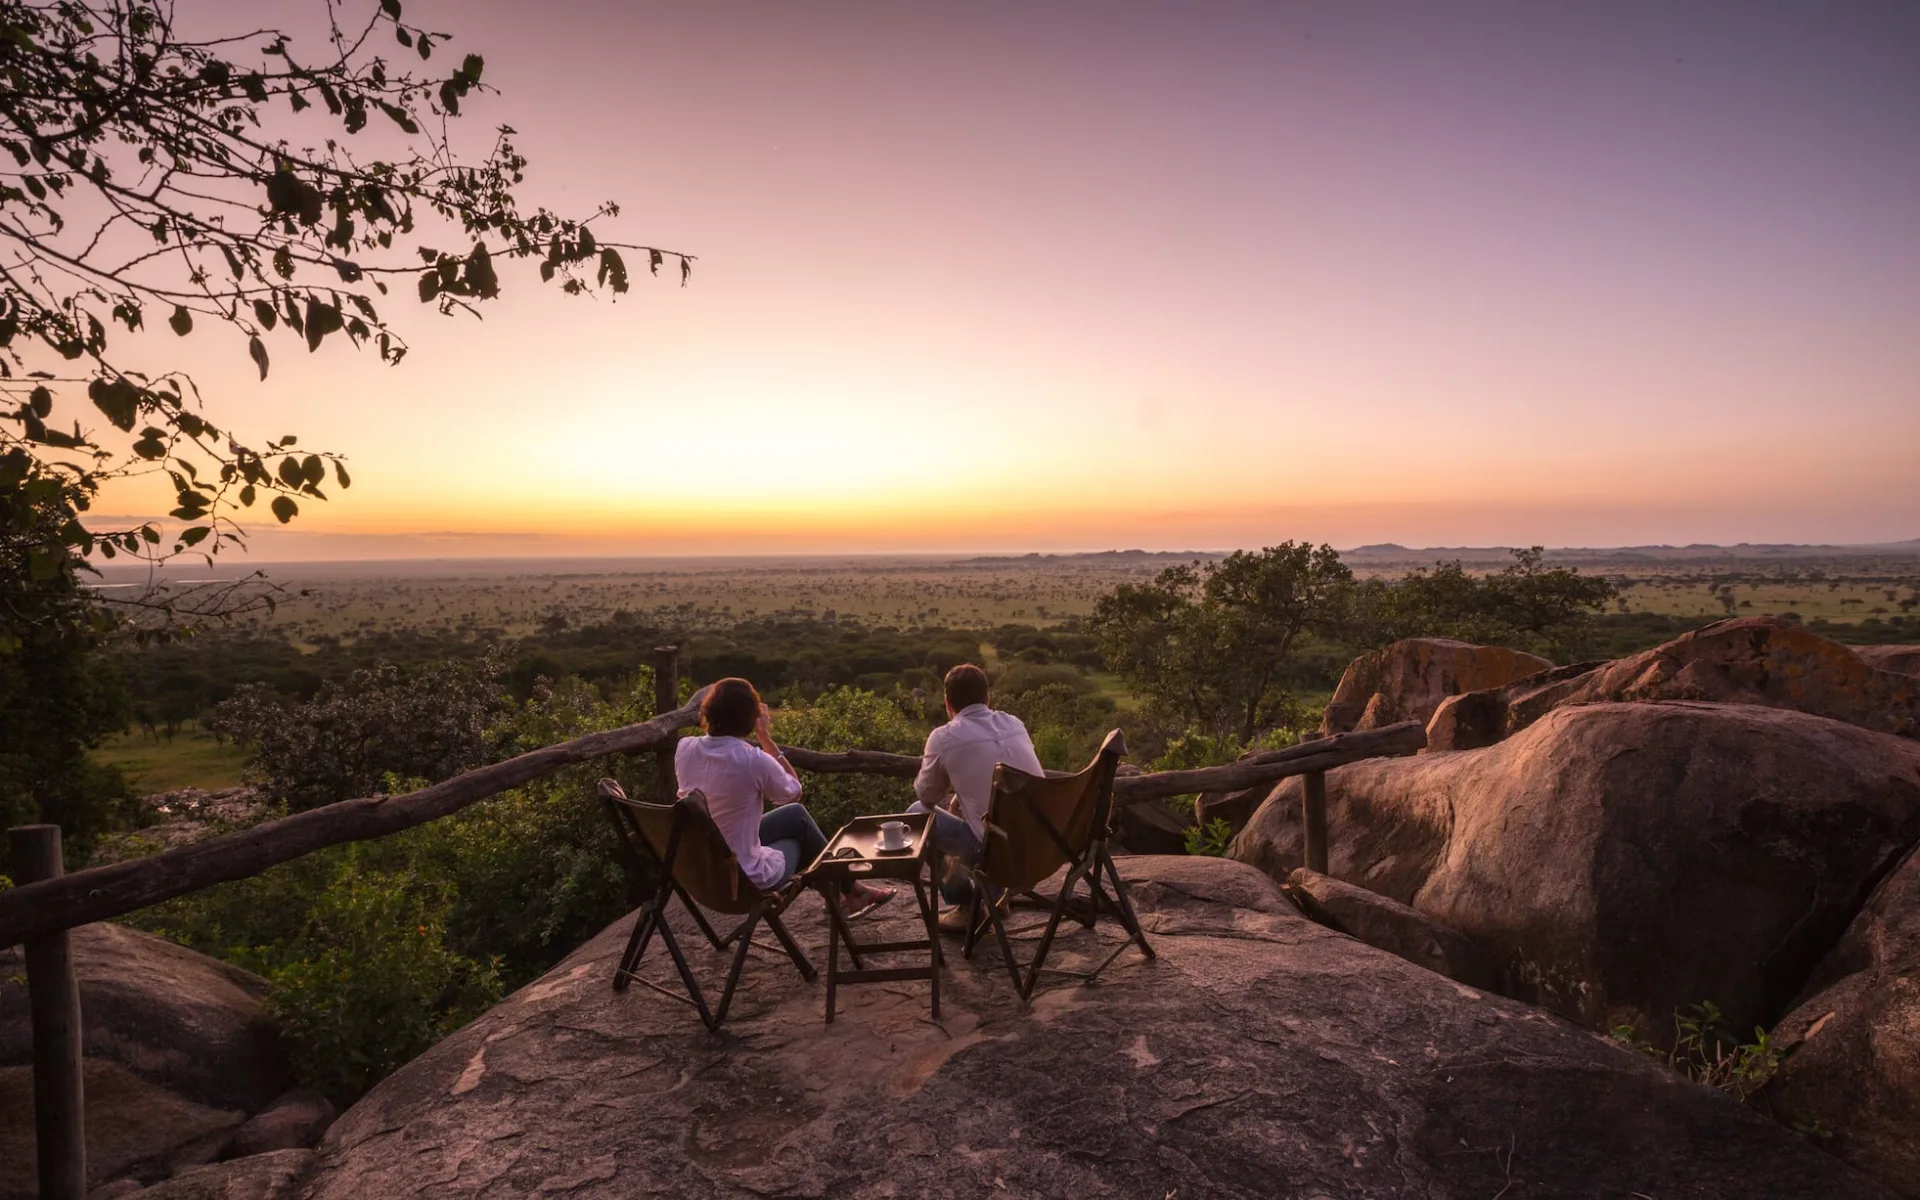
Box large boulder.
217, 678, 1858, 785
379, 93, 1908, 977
0, 923, 291, 1113
1857, 643, 1920, 677
138, 1150, 314, 1200
300, 856, 1885, 1198
1321, 637, 1553, 735
0, 1060, 244, 1199
1427, 617, 1920, 750
1231, 702, 1920, 1045
1764, 845, 1920, 1194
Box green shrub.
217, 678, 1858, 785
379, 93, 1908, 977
997, 679, 1118, 772
263, 863, 501, 1106
773, 687, 923, 834
1608, 1000, 1785, 1104
1183, 819, 1236, 857
210, 653, 509, 811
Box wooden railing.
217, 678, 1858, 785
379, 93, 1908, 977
0, 641, 1423, 1199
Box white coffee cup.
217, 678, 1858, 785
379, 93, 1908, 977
878, 820, 910, 850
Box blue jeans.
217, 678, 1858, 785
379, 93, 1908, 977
759, 803, 828, 888
907, 801, 983, 905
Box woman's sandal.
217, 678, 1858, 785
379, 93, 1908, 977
842, 886, 896, 921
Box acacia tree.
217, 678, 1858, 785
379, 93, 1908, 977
1089, 542, 1353, 742
1, 0, 688, 612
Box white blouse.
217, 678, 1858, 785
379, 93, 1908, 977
673, 734, 803, 889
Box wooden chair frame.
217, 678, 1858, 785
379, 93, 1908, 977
959, 730, 1155, 1001
597, 781, 816, 1032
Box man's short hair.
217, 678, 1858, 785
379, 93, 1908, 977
701, 677, 761, 738
944, 664, 990, 711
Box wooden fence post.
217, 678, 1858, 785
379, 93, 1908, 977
652, 646, 681, 803
9, 824, 86, 1200
1298, 731, 1329, 874
1301, 771, 1329, 875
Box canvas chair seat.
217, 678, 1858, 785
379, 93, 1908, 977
597, 780, 816, 1031
960, 729, 1154, 1001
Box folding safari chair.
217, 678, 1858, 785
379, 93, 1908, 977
959, 729, 1155, 1002
596, 780, 816, 1032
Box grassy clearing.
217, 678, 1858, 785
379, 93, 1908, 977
95, 722, 248, 794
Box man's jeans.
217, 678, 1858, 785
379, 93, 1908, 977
906, 801, 983, 905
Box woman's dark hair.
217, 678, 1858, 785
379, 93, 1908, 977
943, 663, 990, 711
701, 677, 762, 738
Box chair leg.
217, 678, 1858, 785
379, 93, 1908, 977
652, 908, 715, 1027
611, 907, 654, 993
1020, 859, 1090, 1001
706, 908, 761, 1031
612, 873, 677, 992
961, 880, 986, 959
1097, 847, 1155, 959
983, 896, 1026, 1001
763, 909, 817, 982
821, 887, 866, 972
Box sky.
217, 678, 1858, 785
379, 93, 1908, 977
89, 1, 1920, 556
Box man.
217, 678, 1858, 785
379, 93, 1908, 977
910, 663, 1044, 933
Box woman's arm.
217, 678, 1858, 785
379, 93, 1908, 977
755, 703, 798, 782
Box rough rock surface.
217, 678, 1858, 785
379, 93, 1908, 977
0, 1060, 244, 1200
140, 1151, 314, 1200
1857, 642, 1920, 677
0, 922, 290, 1112
298, 856, 1885, 1199
1425, 617, 1920, 750
1284, 868, 1498, 990
1230, 702, 1920, 1043
1320, 637, 1552, 735
1765, 845, 1920, 1194
224, 1090, 336, 1159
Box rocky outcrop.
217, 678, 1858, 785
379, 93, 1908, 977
1231, 702, 1920, 1045
137, 1150, 313, 1200
1284, 867, 1499, 990
223, 1090, 335, 1160
0, 1061, 244, 1200
0, 924, 295, 1198
1426, 618, 1920, 750
1320, 637, 1552, 735
1765, 845, 1920, 1194
0, 923, 290, 1113
299, 856, 1887, 1198
1857, 642, 1920, 677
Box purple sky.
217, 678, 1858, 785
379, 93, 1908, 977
103, 1, 1920, 554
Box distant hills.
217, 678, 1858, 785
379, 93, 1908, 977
967, 540, 1920, 567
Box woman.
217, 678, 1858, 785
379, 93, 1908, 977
674, 677, 893, 917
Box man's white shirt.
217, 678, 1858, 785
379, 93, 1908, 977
913, 703, 1044, 840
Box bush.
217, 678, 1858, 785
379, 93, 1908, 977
996, 679, 1118, 772
773, 688, 923, 834
263, 862, 502, 1106
210, 653, 510, 811
127, 665, 679, 1103
424, 671, 669, 981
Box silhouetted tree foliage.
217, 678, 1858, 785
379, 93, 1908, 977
2, 0, 684, 845
1089, 542, 1353, 741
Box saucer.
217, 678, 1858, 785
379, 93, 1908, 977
874, 837, 913, 855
